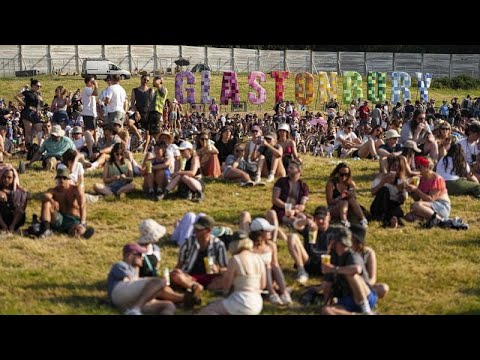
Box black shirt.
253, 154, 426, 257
190, 247, 208, 275
300, 226, 330, 260
215, 139, 236, 165
328, 249, 370, 298
22, 90, 40, 110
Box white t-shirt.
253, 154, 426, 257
73, 136, 86, 151
436, 156, 470, 181
80, 87, 97, 117
105, 84, 127, 113
457, 137, 479, 165
334, 130, 358, 150
70, 162, 85, 188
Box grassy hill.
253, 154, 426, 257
0, 74, 479, 314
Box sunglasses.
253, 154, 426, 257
201, 138, 209, 140
251, 130, 259, 133
132, 253, 143, 257
235, 149, 244, 152
440, 128, 450, 130
114, 152, 123, 156
339, 172, 349, 177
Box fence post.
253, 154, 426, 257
392, 52, 395, 72
204, 46, 208, 67
18, 45, 23, 71
256, 49, 260, 72
449, 54, 453, 79
101, 45, 105, 58
47, 45, 52, 74
75, 45, 80, 74
284, 49, 287, 71
153, 45, 158, 72
421, 52, 424, 73
336, 51, 340, 74
364, 52, 367, 75
128, 45, 132, 72
310, 49, 313, 73
231, 47, 235, 71
179, 45, 182, 57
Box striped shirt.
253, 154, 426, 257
178, 234, 228, 274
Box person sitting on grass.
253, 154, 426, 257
0, 165, 28, 233
107, 243, 176, 315
405, 156, 451, 227
349, 223, 389, 299
199, 230, 266, 315
321, 225, 377, 315
26, 124, 75, 171
252, 132, 285, 183
170, 215, 228, 298
37, 167, 94, 239
326, 162, 368, 228
142, 141, 171, 201
93, 142, 135, 199
162, 141, 204, 202
286, 206, 332, 285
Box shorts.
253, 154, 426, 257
20, 109, 41, 124
111, 278, 150, 309
52, 111, 69, 124
106, 111, 126, 126
191, 273, 221, 287
431, 199, 451, 219
147, 111, 162, 134
109, 180, 130, 194
337, 290, 378, 313
169, 112, 178, 121
83, 115, 97, 130
52, 212, 81, 234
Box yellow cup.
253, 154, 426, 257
412, 177, 420, 187
321, 254, 331, 265
308, 229, 318, 244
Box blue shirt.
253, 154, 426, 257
107, 261, 136, 300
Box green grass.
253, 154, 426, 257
0, 74, 479, 314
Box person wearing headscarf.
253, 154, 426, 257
0, 165, 28, 232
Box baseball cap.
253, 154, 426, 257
72, 126, 83, 134
123, 243, 147, 257
349, 223, 366, 244
250, 218, 276, 232
264, 132, 277, 140
403, 140, 421, 153
194, 215, 215, 230
178, 141, 193, 150
55, 167, 71, 179
313, 206, 330, 218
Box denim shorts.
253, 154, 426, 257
337, 290, 378, 313
109, 180, 130, 194
431, 199, 451, 219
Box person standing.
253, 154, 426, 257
146, 76, 168, 146
80, 75, 99, 146
104, 74, 128, 127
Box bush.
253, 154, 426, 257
431, 77, 452, 89
432, 75, 480, 90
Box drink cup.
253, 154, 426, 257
180, 158, 187, 171
285, 203, 293, 217
412, 176, 420, 187
321, 254, 331, 265
163, 268, 170, 286
146, 161, 152, 174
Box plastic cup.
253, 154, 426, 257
308, 229, 318, 244
412, 177, 420, 186
285, 203, 293, 217
321, 254, 331, 265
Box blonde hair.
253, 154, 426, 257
228, 238, 253, 254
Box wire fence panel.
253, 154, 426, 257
452, 54, 480, 78
105, 45, 129, 69
287, 50, 311, 73
393, 53, 422, 77
181, 46, 205, 70
131, 45, 154, 72
312, 52, 337, 73
423, 53, 450, 78
259, 50, 284, 73
366, 52, 393, 73
339, 52, 365, 75
1, 46, 480, 80
208, 47, 232, 72
233, 48, 257, 73
78, 45, 102, 59
51, 45, 76, 74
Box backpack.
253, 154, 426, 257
26, 143, 39, 161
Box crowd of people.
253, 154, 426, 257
0, 75, 478, 315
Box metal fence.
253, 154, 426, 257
0, 45, 479, 79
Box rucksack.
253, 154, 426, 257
26, 143, 39, 161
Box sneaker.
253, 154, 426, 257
39, 229, 54, 238
280, 291, 293, 305
269, 293, 284, 306
254, 181, 266, 187
360, 218, 369, 228
296, 270, 309, 285
266, 174, 275, 183
240, 181, 254, 187
155, 193, 164, 201
372, 154, 380, 160
124, 308, 142, 315
82, 226, 95, 239
254, 175, 261, 183
192, 191, 205, 202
